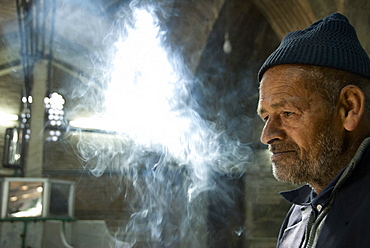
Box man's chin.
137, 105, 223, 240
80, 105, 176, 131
272, 163, 303, 185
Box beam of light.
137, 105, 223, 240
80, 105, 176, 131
71, 9, 190, 158
106, 9, 181, 146
67, 4, 251, 247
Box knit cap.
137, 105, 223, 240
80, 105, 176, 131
258, 13, 370, 81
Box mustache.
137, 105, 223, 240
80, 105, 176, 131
268, 142, 299, 153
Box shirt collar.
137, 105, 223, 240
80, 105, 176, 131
279, 181, 338, 207
279, 184, 312, 205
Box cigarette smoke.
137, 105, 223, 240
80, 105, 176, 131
56, 0, 253, 246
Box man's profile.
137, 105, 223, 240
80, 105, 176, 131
257, 13, 370, 248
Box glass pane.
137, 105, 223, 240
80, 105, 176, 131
49, 182, 70, 217
8, 181, 44, 217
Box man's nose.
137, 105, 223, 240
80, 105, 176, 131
260, 117, 285, 144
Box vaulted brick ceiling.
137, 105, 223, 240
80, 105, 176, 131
0, 0, 369, 121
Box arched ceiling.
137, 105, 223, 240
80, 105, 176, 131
1, 0, 369, 78
251, 0, 370, 52
0, 0, 369, 146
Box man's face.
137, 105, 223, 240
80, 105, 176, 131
257, 65, 344, 188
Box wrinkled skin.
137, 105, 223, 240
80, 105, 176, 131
257, 65, 346, 193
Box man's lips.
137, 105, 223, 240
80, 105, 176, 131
270, 150, 295, 159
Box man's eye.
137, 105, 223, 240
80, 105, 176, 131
284, 112, 293, 117
263, 116, 269, 122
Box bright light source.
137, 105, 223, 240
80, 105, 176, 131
0, 112, 19, 126
0, 113, 18, 121
45, 92, 65, 142
14, 154, 21, 161
83, 9, 186, 153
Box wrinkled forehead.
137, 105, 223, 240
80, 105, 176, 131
257, 65, 323, 113
258, 65, 319, 97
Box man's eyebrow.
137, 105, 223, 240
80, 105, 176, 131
271, 100, 288, 108
257, 100, 288, 116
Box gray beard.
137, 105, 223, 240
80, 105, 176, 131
272, 123, 346, 190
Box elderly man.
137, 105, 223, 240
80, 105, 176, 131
257, 13, 370, 248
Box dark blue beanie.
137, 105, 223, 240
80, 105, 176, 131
258, 13, 370, 81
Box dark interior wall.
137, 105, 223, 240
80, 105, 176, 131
192, 1, 286, 247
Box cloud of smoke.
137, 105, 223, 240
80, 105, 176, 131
54, 0, 253, 246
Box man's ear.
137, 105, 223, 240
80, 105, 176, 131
339, 85, 365, 131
